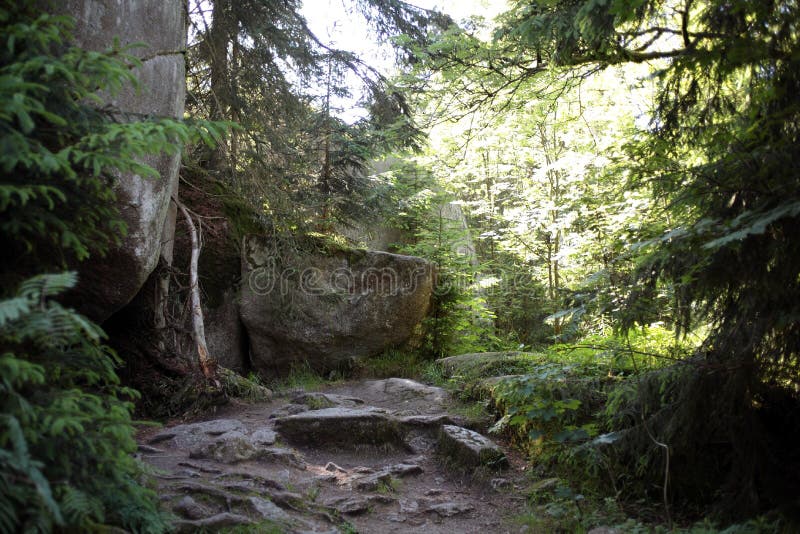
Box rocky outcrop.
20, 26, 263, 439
240, 236, 435, 372
57, 0, 186, 321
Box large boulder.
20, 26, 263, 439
57, 0, 186, 321
240, 236, 434, 372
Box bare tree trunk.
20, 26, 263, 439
174, 196, 218, 385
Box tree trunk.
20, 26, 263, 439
174, 197, 218, 384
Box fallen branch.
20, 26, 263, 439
173, 196, 219, 386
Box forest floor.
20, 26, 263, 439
137, 378, 540, 533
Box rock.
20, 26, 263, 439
325, 462, 347, 473
490, 478, 511, 490
438, 425, 508, 469
250, 428, 277, 446
149, 419, 246, 448
437, 352, 541, 377
273, 407, 403, 448
246, 496, 292, 522
189, 431, 260, 464
350, 463, 422, 492
588, 528, 622, 534
292, 392, 365, 409
323, 495, 388, 515
258, 447, 305, 468
426, 501, 475, 517
137, 444, 164, 454
399, 499, 419, 514
240, 236, 434, 371
204, 289, 247, 372
398, 414, 465, 430
363, 378, 450, 412
352, 471, 393, 492
172, 496, 210, 520
269, 403, 310, 418
54, 0, 186, 321
174, 512, 252, 532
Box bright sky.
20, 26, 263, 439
300, 0, 508, 120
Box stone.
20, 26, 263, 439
292, 392, 365, 409
246, 496, 292, 522
490, 478, 511, 490
438, 425, 508, 469
350, 463, 422, 492
172, 496, 210, 520
324, 496, 374, 515
174, 513, 252, 532
250, 428, 277, 446
240, 236, 434, 371
273, 407, 403, 448
137, 444, 164, 454
363, 378, 450, 412
189, 431, 260, 464
54, 0, 186, 321
426, 501, 474, 517
149, 419, 246, 449
588, 528, 622, 534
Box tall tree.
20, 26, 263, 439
456, 0, 800, 516
186, 0, 452, 228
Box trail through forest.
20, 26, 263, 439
138, 379, 534, 533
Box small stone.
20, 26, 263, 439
325, 462, 347, 473
137, 444, 165, 454
588, 528, 622, 534
250, 428, 277, 446
399, 499, 419, 513
247, 496, 291, 522
173, 495, 210, 520
174, 512, 252, 532
189, 431, 260, 464
426, 501, 474, 517
490, 478, 511, 490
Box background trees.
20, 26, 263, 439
408, 0, 800, 518
184, 0, 451, 229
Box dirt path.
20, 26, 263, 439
137, 378, 531, 533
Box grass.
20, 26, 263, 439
266, 361, 329, 393
354, 348, 426, 378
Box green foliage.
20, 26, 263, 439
0, 4, 227, 287
414, 0, 800, 522
489, 361, 605, 452
0, 274, 168, 532
0, 5, 228, 531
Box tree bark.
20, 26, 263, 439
174, 196, 218, 384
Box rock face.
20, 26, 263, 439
58, 0, 186, 321
240, 236, 435, 372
